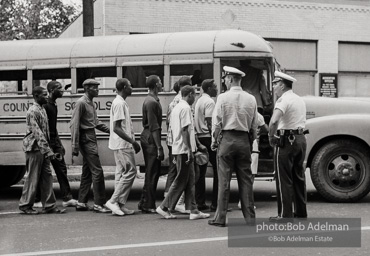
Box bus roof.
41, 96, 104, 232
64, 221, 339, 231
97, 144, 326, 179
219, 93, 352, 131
0, 30, 273, 70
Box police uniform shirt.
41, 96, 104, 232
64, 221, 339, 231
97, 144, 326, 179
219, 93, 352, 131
212, 86, 258, 133
170, 99, 196, 154
194, 93, 215, 138
274, 90, 306, 130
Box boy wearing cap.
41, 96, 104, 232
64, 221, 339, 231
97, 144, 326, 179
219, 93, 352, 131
209, 66, 258, 227
194, 79, 219, 211
70, 78, 111, 213
268, 71, 307, 222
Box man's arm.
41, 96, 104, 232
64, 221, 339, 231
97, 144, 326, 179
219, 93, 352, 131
211, 98, 222, 151
181, 125, 194, 164
146, 101, 164, 160
96, 121, 110, 134
113, 120, 141, 153
29, 111, 54, 159
268, 108, 283, 147
70, 101, 83, 156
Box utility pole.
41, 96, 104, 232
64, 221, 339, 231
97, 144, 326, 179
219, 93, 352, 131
82, 0, 94, 37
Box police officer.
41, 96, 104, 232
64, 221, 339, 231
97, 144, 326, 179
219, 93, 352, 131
268, 71, 307, 222
208, 66, 258, 227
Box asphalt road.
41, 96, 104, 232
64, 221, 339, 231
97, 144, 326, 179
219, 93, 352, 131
1, 172, 370, 256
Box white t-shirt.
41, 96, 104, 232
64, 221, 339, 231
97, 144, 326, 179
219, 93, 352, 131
171, 100, 196, 154
275, 90, 306, 130
194, 93, 215, 137
109, 95, 134, 150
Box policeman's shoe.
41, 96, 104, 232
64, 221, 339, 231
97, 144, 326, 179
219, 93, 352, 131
120, 206, 135, 215
105, 201, 124, 216
93, 204, 112, 213
208, 219, 225, 227
62, 199, 78, 207
175, 204, 190, 214
269, 216, 293, 223
20, 208, 39, 215
76, 202, 90, 211
190, 211, 210, 220
33, 201, 43, 208
156, 206, 176, 219
42, 207, 66, 214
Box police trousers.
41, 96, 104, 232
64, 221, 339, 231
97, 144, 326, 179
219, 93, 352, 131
275, 134, 307, 218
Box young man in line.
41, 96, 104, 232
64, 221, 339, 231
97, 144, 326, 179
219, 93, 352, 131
70, 79, 111, 213
156, 85, 210, 220
105, 78, 141, 216
19, 86, 65, 214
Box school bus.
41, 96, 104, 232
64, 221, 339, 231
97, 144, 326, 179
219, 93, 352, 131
1, 29, 370, 203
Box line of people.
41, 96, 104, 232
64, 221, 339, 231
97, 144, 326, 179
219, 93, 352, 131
19, 66, 307, 228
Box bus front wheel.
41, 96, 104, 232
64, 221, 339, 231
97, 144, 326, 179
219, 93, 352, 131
310, 140, 370, 202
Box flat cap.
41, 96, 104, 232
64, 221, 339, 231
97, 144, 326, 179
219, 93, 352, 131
223, 66, 245, 77
82, 79, 100, 86
273, 71, 297, 83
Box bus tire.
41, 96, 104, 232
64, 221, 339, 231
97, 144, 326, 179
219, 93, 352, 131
0, 166, 26, 188
310, 139, 370, 202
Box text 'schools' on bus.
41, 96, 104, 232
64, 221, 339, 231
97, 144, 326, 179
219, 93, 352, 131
1, 30, 370, 203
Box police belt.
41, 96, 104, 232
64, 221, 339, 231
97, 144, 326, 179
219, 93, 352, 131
277, 129, 304, 136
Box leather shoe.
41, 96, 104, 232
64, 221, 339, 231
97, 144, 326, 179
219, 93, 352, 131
93, 204, 112, 213
269, 216, 293, 223
20, 208, 39, 215
197, 204, 210, 211
208, 220, 225, 227
42, 207, 66, 214
76, 203, 90, 211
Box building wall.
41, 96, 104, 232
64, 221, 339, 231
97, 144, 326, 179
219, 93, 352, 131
60, 0, 370, 97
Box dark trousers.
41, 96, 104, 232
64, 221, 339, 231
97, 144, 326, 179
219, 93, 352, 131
160, 154, 197, 211
195, 136, 218, 207
35, 154, 73, 202
164, 145, 177, 193
212, 131, 255, 225
78, 129, 106, 206
19, 151, 56, 211
275, 135, 307, 218
139, 129, 161, 209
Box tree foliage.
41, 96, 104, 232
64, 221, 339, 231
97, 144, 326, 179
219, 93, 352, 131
0, 0, 81, 41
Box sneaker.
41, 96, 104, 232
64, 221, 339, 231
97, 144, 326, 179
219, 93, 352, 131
175, 204, 190, 214
156, 206, 176, 219
62, 199, 78, 207
93, 204, 112, 213
190, 211, 210, 220
120, 206, 135, 215
33, 201, 43, 208
105, 201, 124, 216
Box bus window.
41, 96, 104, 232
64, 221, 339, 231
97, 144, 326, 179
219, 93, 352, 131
170, 64, 213, 87
76, 67, 116, 94
123, 65, 164, 90
0, 70, 27, 95
33, 68, 71, 90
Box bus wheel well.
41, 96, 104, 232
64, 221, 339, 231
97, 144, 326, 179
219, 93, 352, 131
306, 135, 370, 169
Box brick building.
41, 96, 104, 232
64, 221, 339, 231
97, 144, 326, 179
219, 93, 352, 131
60, 0, 370, 97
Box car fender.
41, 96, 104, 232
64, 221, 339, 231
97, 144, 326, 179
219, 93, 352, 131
305, 113, 370, 167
